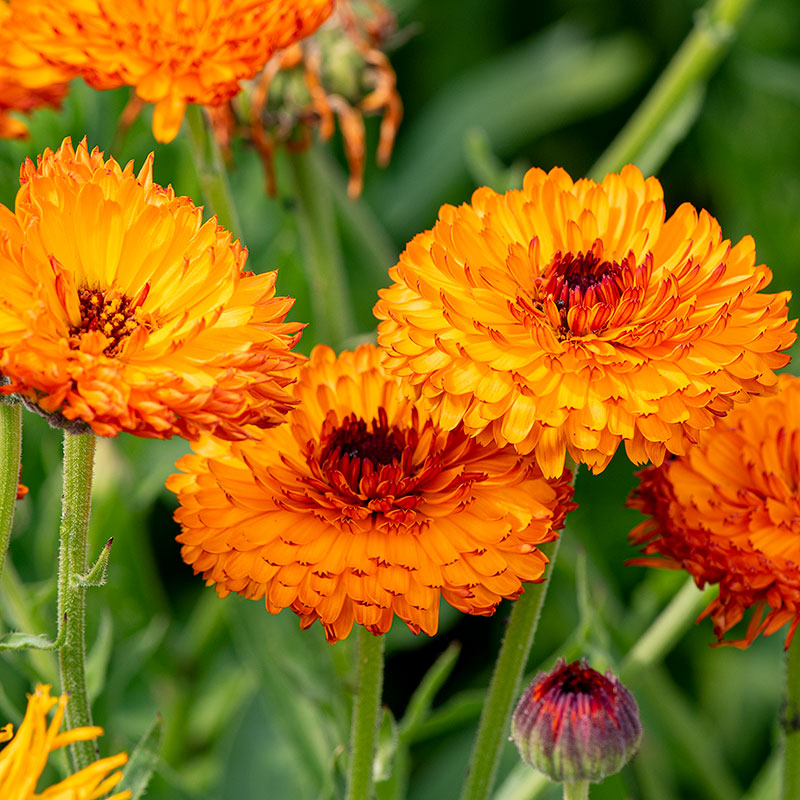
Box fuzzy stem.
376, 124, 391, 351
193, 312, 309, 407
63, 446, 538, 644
57, 431, 97, 770
287, 149, 355, 350
782, 637, 800, 800
185, 104, 242, 238
563, 781, 590, 800
459, 538, 561, 800
0, 401, 22, 580
591, 0, 756, 178
345, 627, 386, 800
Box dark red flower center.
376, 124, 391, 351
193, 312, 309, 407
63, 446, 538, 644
521, 240, 650, 338
321, 416, 404, 469
69, 284, 151, 356
537, 660, 612, 697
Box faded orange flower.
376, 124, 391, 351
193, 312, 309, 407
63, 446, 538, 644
0, 2, 72, 140
10, 0, 334, 142
0, 137, 304, 440
0, 684, 130, 800
629, 373, 800, 648
374, 165, 796, 478
167, 344, 575, 643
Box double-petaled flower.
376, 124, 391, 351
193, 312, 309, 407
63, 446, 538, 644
629, 374, 800, 648
0, 137, 304, 440
168, 344, 576, 643
374, 165, 795, 478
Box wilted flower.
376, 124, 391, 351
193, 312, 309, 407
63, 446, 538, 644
511, 659, 642, 784
168, 344, 575, 643
246, 0, 402, 196
0, 684, 130, 800
629, 373, 800, 648
0, 2, 72, 140
9, 0, 334, 142
374, 165, 796, 478
0, 137, 304, 440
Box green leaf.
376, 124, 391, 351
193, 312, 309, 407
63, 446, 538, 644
399, 642, 461, 741
374, 707, 399, 783
118, 715, 163, 800
0, 629, 64, 652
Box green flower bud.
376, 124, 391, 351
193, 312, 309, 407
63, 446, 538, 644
511, 658, 642, 784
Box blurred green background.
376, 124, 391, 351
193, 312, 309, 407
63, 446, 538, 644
1, 0, 798, 798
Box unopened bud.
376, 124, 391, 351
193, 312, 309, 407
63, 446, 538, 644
511, 659, 642, 784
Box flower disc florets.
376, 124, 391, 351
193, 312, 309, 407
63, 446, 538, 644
629, 373, 800, 648
0, 137, 304, 440
374, 165, 796, 478
511, 659, 642, 784
167, 344, 576, 643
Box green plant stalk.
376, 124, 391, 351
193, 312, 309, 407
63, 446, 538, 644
57, 431, 98, 770
782, 637, 800, 800
620, 577, 714, 682
346, 627, 386, 800
563, 781, 589, 800
459, 537, 561, 800
185, 104, 242, 238
0, 401, 22, 580
591, 0, 756, 178
287, 149, 356, 350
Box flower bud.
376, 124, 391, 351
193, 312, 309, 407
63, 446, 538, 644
511, 658, 642, 783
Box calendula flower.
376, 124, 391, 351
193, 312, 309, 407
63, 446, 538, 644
10, 0, 334, 142
629, 374, 800, 648
167, 344, 575, 643
0, 2, 72, 140
512, 659, 642, 785
0, 137, 303, 440
374, 165, 796, 478
0, 684, 130, 800
247, 0, 402, 197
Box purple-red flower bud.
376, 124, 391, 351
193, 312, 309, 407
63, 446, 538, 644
511, 658, 642, 783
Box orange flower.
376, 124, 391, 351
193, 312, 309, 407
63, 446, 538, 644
167, 344, 575, 643
374, 165, 796, 478
629, 374, 800, 648
0, 684, 130, 800
0, 2, 72, 140
0, 137, 303, 440
10, 0, 334, 142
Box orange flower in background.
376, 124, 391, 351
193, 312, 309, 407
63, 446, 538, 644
629, 374, 800, 648
168, 344, 575, 643
374, 165, 796, 478
10, 0, 334, 142
0, 137, 304, 440
0, 684, 130, 800
0, 2, 72, 140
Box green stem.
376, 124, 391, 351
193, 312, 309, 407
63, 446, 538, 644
345, 627, 386, 800
620, 577, 714, 682
590, 0, 756, 178
185, 104, 242, 238
459, 538, 561, 800
57, 431, 97, 770
0, 401, 22, 581
287, 149, 356, 350
563, 781, 590, 800
782, 637, 800, 800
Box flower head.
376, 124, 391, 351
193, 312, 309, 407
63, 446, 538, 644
0, 684, 130, 800
167, 344, 575, 643
374, 165, 796, 478
629, 373, 800, 648
0, 2, 72, 140
511, 659, 642, 784
247, 0, 402, 197
10, 0, 334, 142
0, 137, 304, 440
